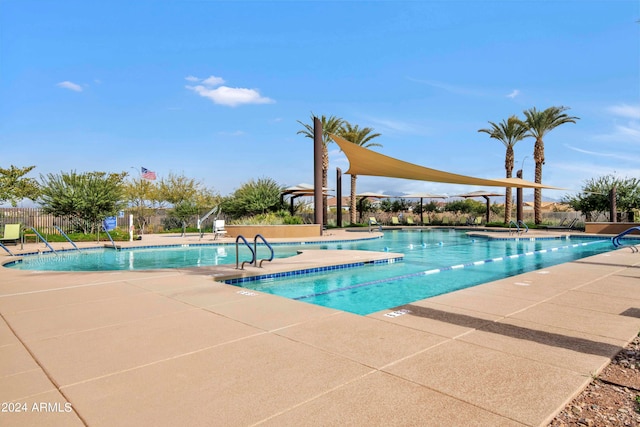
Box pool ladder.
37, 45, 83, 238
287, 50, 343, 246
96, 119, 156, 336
611, 226, 640, 253
509, 220, 528, 236
235, 234, 275, 269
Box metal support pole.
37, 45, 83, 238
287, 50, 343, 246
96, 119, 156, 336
516, 170, 523, 223
313, 117, 323, 231
336, 168, 342, 228
609, 187, 617, 222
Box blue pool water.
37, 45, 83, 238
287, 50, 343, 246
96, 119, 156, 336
5, 230, 634, 315
229, 230, 631, 315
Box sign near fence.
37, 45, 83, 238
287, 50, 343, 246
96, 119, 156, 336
103, 216, 117, 231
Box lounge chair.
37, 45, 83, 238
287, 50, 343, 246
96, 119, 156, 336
544, 218, 578, 230
213, 220, 227, 240
405, 217, 415, 226
0, 224, 21, 246
368, 217, 379, 226
391, 216, 400, 226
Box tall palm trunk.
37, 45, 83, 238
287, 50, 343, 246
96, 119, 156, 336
504, 145, 514, 223
350, 175, 357, 224
533, 137, 544, 224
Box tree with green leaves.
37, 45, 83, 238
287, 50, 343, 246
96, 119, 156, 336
220, 177, 284, 219
523, 106, 579, 224
478, 116, 528, 224
338, 122, 382, 224
297, 114, 344, 224
123, 177, 164, 234
158, 173, 219, 236
38, 171, 127, 234
0, 165, 40, 207
563, 175, 640, 222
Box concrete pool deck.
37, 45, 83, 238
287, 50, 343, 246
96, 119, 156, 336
1, 228, 639, 426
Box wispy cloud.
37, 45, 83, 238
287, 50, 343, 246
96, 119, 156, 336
56, 81, 83, 92
506, 89, 520, 99
406, 77, 485, 96
607, 104, 640, 119
564, 144, 640, 162
357, 115, 430, 136
593, 103, 640, 143
217, 130, 245, 137
185, 75, 274, 107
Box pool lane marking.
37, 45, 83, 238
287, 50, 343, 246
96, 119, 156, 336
293, 239, 609, 301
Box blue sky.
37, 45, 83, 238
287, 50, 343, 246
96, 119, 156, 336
1, 0, 638, 205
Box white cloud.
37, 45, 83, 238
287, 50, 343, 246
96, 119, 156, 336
607, 104, 640, 120
506, 89, 520, 99
56, 81, 83, 92
564, 144, 640, 162
202, 75, 225, 86
593, 103, 640, 143
185, 75, 274, 107
407, 77, 486, 96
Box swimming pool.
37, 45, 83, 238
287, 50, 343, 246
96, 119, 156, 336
229, 230, 630, 315
5, 230, 634, 315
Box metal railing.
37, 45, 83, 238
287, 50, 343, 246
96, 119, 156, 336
235, 235, 255, 270
611, 226, 640, 252
253, 234, 274, 267
54, 225, 80, 251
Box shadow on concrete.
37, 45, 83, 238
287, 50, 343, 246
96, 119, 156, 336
398, 304, 626, 358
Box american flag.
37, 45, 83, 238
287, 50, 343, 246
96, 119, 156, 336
141, 167, 157, 180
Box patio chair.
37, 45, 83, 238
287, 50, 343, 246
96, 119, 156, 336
213, 220, 227, 240
0, 224, 21, 246
405, 217, 415, 226
391, 216, 400, 226
368, 217, 379, 226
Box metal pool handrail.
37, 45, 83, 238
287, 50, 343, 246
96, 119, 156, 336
235, 235, 255, 269
0, 241, 14, 256
54, 225, 80, 251
611, 226, 640, 252
29, 227, 57, 254
517, 220, 529, 233
253, 234, 274, 267
509, 220, 520, 235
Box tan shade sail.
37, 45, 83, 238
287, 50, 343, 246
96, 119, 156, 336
330, 134, 561, 190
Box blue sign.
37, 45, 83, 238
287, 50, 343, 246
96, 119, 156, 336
103, 216, 117, 231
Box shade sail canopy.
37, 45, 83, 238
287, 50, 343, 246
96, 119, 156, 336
330, 134, 561, 190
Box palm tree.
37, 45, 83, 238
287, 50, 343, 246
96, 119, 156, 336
478, 116, 528, 224
522, 106, 579, 224
297, 114, 344, 224
338, 122, 382, 224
